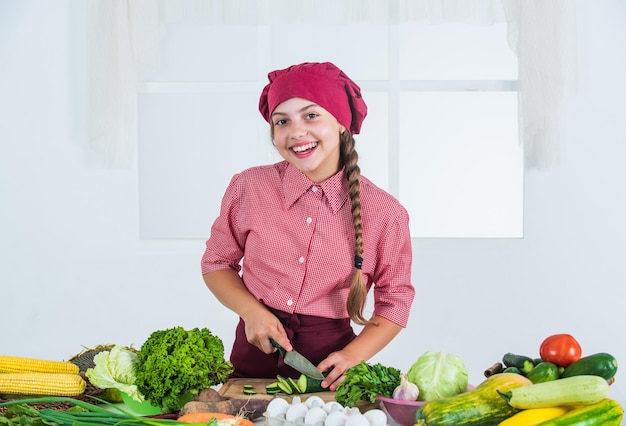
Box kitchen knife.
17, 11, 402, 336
270, 338, 326, 380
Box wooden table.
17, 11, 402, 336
218, 378, 378, 411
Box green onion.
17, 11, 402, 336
0, 396, 189, 425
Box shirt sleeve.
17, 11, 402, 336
201, 173, 246, 275
371, 207, 415, 328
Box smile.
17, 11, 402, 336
292, 142, 318, 153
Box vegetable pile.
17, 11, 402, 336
1, 331, 623, 426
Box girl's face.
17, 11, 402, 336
271, 97, 344, 183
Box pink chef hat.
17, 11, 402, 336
258, 62, 368, 135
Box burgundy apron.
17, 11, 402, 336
229, 307, 356, 378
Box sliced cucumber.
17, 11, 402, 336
265, 382, 281, 395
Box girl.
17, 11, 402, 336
201, 62, 414, 390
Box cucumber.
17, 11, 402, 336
502, 366, 522, 375
502, 353, 535, 374
526, 362, 560, 384
276, 375, 294, 394
274, 374, 325, 395
265, 382, 280, 395
287, 377, 302, 393
300, 374, 325, 393
498, 375, 610, 409
562, 352, 618, 380
535, 398, 623, 426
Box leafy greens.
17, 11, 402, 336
85, 345, 142, 402
406, 350, 469, 401
335, 361, 401, 407
134, 326, 233, 413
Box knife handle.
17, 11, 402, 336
269, 338, 287, 356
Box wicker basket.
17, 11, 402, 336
0, 347, 111, 414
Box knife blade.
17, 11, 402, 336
270, 338, 325, 380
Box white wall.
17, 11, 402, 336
2, 0, 625, 406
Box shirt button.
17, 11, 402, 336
287, 299, 293, 306
306, 217, 312, 224
298, 256, 305, 263
311, 186, 318, 192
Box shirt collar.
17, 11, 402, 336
282, 163, 350, 214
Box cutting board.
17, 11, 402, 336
218, 378, 378, 411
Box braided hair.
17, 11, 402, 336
340, 131, 377, 326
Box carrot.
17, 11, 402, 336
177, 412, 255, 426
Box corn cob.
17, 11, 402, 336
0, 355, 79, 375
0, 372, 86, 396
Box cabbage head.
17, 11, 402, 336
85, 345, 143, 402
406, 351, 468, 401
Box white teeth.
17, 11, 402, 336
292, 142, 318, 153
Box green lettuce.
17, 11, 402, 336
134, 327, 233, 413
85, 345, 144, 402
406, 351, 468, 401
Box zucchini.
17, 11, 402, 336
526, 362, 560, 384
415, 373, 532, 425
502, 353, 535, 374
561, 352, 618, 380
498, 406, 573, 426
498, 375, 609, 409
535, 398, 623, 426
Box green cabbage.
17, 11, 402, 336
406, 351, 469, 401
85, 345, 144, 402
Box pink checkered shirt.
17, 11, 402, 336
201, 161, 414, 327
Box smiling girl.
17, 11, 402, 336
201, 62, 414, 390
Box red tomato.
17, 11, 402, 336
539, 334, 582, 367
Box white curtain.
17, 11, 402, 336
86, 0, 577, 170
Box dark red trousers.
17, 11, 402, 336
229, 307, 356, 378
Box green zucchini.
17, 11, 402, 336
415, 373, 532, 425
498, 375, 609, 409
526, 362, 560, 384
561, 352, 618, 380
535, 398, 623, 426
502, 353, 535, 374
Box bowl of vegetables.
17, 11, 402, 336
376, 396, 424, 426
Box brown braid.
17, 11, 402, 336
340, 131, 378, 327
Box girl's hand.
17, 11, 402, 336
317, 349, 361, 391
242, 306, 292, 354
